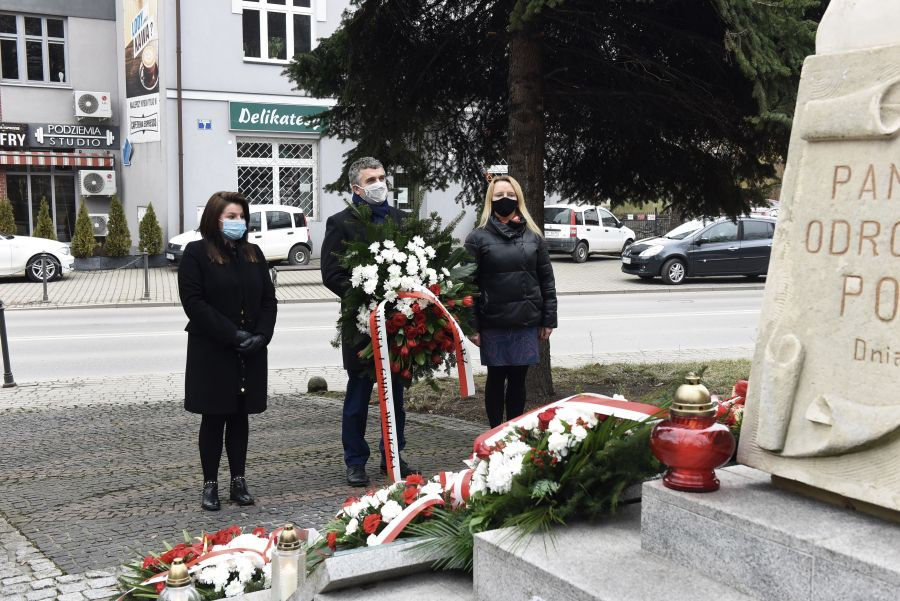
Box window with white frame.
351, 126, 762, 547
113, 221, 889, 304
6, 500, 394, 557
0, 14, 67, 83
236, 138, 318, 218
242, 0, 313, 62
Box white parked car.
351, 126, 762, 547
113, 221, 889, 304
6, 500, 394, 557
543, 204, 636, 263
166, 204, 312, 265
0, 234, 74, 282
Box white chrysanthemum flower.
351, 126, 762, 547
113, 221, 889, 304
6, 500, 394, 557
224, 577, 244, 597
380, 499, 403, 523
369, 242, 381, 253
350, 266, 364, 288
570, 424, 588, 442
383, 240, 396, 249
548, 432, 572, 456
345, 518, 359, 536
406, 257, 419, 275
421, 481, 443, 496
548, 418, 566, 434
516, 413, 540, 432
384, 290, 398, 302
412, 236, 425, 247
363, 279, 378, 295
234, 557, 255, 583
197, 567, 217, 584
424, 268, 438, 285
394, 251, 408, 263
375, 488, 390, 504
425, 246, 436, 258
211, 564, 231, 591
441, 267, 450, 276
362, 494, 380, 509
387, 264, 402, 277
502, 440, 531, 458
374, 254, 385, 264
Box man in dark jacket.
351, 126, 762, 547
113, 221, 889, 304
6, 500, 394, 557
320, 156, 418, 486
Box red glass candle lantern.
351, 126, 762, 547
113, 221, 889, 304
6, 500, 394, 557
650, 373, 735, 492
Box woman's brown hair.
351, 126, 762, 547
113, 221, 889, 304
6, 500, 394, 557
198, 191, 258, 264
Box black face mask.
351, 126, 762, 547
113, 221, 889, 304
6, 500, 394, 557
492, 196, 517, 217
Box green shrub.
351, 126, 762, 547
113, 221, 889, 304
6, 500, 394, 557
138, 203, 163, 254
32, 198, 56, 240
104, 195, 131, 257
0, 197, 16, 235
70, 201, 97, 258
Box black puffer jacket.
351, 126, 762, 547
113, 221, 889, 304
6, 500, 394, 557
464, 216, 557, 330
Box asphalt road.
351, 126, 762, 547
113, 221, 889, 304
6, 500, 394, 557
6, 288, 762, 381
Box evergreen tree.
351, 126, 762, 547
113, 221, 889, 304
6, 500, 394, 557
70, 201, 97, 258
138, 202, 163, 254
32, 198, 56, 240
104, 195, 131, 257
0, 197, 16, 235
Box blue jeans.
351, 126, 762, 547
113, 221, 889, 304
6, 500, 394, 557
342, 370, 406, 467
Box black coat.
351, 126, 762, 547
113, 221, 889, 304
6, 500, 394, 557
464, 216, 558, 330
178, 239, 277, 414
320, 204, 406, 372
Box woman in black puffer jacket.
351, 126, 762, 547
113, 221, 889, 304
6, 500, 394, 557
464, 175, 558, 427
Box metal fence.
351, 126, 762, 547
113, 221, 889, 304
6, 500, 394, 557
617, 213, 678, 240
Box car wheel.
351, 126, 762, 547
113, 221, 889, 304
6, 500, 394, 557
571, 241, 589, 263
288, 244, 311, 266
26, 255, 61, 282
622, 239, 634, 255
661, 258, 686, 285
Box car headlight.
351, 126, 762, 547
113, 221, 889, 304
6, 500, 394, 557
58, 246, 71, 256
639, 245, 663, 258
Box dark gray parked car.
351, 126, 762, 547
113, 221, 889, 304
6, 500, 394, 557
621, 216, 776, 284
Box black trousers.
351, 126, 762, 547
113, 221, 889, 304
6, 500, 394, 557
484, 365, 529, 428
199, 413, 249, 483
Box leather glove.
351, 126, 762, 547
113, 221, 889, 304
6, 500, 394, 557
237, 334, 266, 355
235, 329, 252, 346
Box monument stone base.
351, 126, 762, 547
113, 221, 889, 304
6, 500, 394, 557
473, 466, 900, 601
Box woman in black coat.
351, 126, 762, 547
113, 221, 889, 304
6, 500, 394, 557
178, 191, 277, 511
464, 175, 558, 427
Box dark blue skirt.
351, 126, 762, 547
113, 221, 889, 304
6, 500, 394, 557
479, 327, 540, 366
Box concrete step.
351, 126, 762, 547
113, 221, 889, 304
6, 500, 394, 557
642, 465, 900, 601
313, 571, 472, 601
473, 503, 756, 601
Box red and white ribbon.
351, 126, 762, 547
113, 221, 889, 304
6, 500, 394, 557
369, 493, 445, 545
370, 285, 475, 482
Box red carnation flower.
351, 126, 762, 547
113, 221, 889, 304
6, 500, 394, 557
326, 531, 338, 551
416, 324, 427, 335
407, 338, 418, 349
447, 299, 456, 308
412, 303, 422, 314
538, 408, 558, 430
391, 313, 407, 327
403, 486, 419, 505
156, 582, 165, 594
462, 295, 474, 307
400, 346, 410, 357
429, 284, 442, 295
386, 322, 398, 334
362, 514, 382, 534
474, 442, 492, 460
142, 556, 161, 570
733, 380, 748, 398
405, 474, 425, 486
252, 527, 266, 537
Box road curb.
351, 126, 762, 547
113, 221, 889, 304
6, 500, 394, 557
5, 285, 762, 311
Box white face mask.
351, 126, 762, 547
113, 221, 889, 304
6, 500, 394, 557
360, 181, 389, 204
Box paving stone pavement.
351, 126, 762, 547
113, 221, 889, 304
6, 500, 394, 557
0, 350, 753, 598
1, 257, 763, 309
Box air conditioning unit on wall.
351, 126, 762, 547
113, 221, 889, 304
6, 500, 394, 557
88, 214, 110, 237
79, 170, 116, 196
74, 91, 112, 119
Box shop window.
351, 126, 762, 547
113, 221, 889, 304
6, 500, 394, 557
241, 0, 313, 62
236, 138, 318, 219
0, 14, 67, 84
6, 167, 76, 241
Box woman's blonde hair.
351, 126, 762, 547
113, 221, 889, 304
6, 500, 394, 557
477, 175, 542, 236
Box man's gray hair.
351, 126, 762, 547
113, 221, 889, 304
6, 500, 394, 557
348, 156, 384, 189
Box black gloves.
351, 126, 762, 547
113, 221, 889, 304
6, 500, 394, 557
237, 334, 266, 355
235, 329, 252, 346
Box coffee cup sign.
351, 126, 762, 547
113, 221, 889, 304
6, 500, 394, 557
140, 42, 158, 91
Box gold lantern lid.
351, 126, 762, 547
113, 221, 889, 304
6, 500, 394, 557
166, 557, 191, 588
278, 524, 302, 551
670, 372, 716, 417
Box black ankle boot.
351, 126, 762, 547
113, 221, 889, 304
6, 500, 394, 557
230, 476, 255, 506
201, 481, 220, 511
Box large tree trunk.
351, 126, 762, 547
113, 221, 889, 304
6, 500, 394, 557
508, 23, 553, 400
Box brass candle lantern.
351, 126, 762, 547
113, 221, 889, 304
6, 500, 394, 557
158, 557, 201, 601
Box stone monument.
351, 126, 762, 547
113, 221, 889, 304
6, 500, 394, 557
738, 0, 900, 513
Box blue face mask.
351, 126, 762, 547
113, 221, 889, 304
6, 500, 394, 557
221, 219, 247, 240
